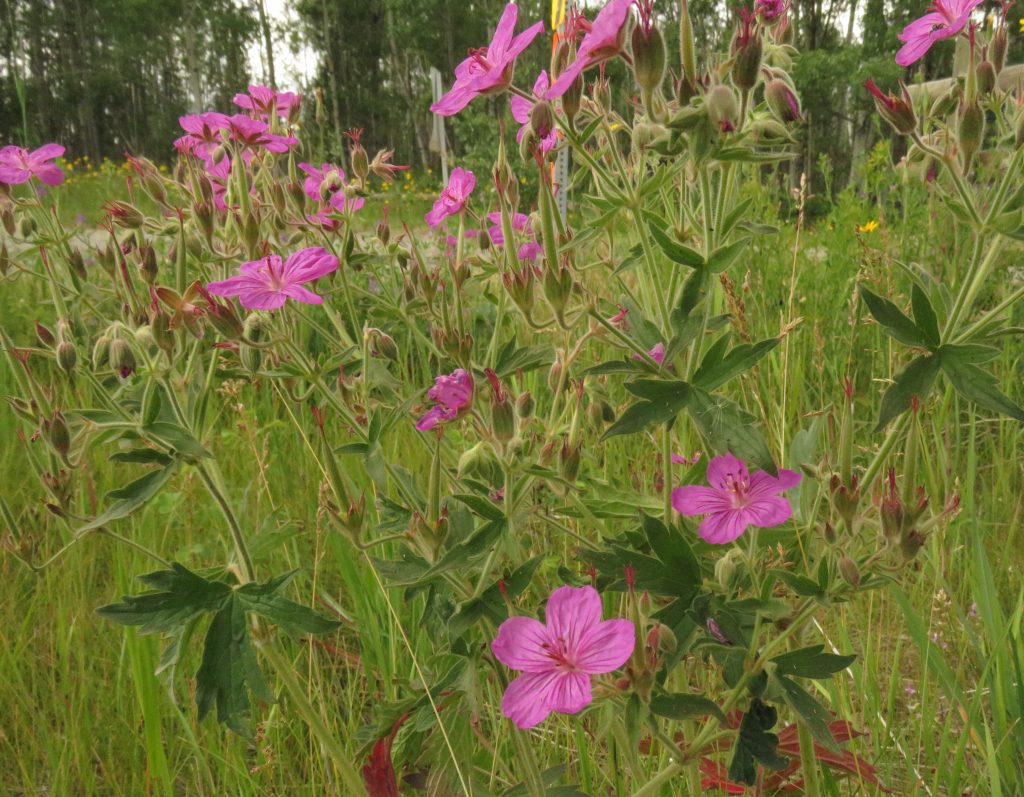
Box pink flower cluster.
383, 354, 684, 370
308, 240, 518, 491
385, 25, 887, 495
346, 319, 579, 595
299, 162, 364, 229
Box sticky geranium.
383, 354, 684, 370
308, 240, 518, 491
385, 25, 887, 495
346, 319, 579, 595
425, 167, 475, 228
511, 72, 558, 152
226, 114, 298, 154
492, 585, 635, 729
546, 0, 633, 99
205, 246, 338, 310
672, 453, 801, 544
416, 369, 474, 431
233, 84, 300, 119
895, 0, 983, 67
431, 3, 544, 116
0, 144, 66, 186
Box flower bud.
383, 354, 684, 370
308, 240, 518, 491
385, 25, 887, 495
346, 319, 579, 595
632, 22, 667, 94
516, 391, 534, 419
18, 216, 37, 238
839, 557, 861, 588
730, 10, 763, 92
765, 78, 802, 123
865, 79, 916, 135
975, 60, 995, 96
0, 242, 9, 276
36, 322, 55, 348
1, 207, 14, 235
140, 245, 158, 285
347, 129, 369, 183
109, 338, 136, 378
56, 341, 77, 375
706, 84, 739, 133
900, 529, 926, 561
102, 200, 145, 229
92, 335, 111, 368
241, 313, 268, 374
991, 28, 1007, 73
43, 412, 71, 459
559, 440, 581, 482
529, 100, 556, 142
958, 100, 985, 170
715, 549, 743, 591
457, 441, 501, 482
928, 84, 960, 120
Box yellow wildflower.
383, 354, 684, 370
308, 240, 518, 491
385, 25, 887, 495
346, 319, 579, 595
857, 220, 879, 234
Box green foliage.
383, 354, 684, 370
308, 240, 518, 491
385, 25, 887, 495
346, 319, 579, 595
98, 565, 340, 736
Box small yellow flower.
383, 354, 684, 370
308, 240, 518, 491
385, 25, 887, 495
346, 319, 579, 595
1019, 16, 1024, 32
857, 220, 879, 233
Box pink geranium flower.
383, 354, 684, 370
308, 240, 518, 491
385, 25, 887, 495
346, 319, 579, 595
424, 168, 475, 228
205, 246, 338, 310
895, 0, 983, 67
633, 342, 666, 365
431, 3, 545, 116
416, 368, 474, 431
486, 211, 532, 246
0, 144, 65, 186
545, 0, 633, 99
233, 85, 300, 119
176, 112, 231, 152
492, 585, 635, 729
672, 453, 801, 544
226, 114, 298, 154
511, 72, 558, 152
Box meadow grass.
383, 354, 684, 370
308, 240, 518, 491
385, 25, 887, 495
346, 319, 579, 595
1, 162, 1022, 796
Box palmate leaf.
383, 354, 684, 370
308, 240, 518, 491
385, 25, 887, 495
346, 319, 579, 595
98, 564, 340, 736
687, 388, 777, 475
728, 698, 789, 785
860, 285, 933, 349
875, 353, 941, 431
939, 347, 1024, 421
602, 380, 693, 440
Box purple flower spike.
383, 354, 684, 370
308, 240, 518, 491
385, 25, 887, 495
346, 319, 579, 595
205, 246, 338, 310
492, 585, 635, 729
431, 3, 545, 116
672, 453, 801, 544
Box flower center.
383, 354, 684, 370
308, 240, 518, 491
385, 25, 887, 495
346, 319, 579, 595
719, 470, 751, 509
541, 635, 579, 672
260, 257, 285, 290
469, 48, 493, 72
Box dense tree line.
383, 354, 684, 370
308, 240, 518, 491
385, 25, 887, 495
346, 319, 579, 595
1, 0, 1018, 193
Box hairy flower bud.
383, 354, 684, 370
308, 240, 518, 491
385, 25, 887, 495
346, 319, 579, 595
706, 85, 739, 133
990, 28, 1007, 73
632, 22, 667, 93
865, 79, 916, 135
529, 100, 556, 142
516, 391, 534, 419
975, 60, 995, 96
559, 440, 581, 482
109, 337, 136, 378
56, 340, 77, 375
43, 411, 71, 459
241, 313, 268, 374
730, 9, 762, 92
103, 200, 145, 229
839, 557, 861, 588
765, 78, 802, 123
958, 100, 985, 170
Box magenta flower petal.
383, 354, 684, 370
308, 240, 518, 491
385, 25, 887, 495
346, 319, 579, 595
575, 619, 636, 673
698, 511, 750, 544
545, 585, 602, 650
205, 247, 337, 311
501, 668, 593, 727
706, 452, 748, 487
491, 616, 556, 672
738, 495, 793, 528
894, 0, 982, 66
0, 144, 65, 186
671, 485, 732, 515
747, 468, 801, 497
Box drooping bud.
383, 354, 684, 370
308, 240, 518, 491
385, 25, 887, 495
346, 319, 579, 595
706, 84, 739, 133
900, 529, 926, 561
102, 200, 145, 229
865, 79, 917, 135
92, 335, 111, 368
880, 468, 904, 540
56, 341, 77, 375
43, 411, 71, 459
529, 100, 556, 143
765, 77, 802, 123
516, 391, 534, 419
109, 337, 136, 379
36, 322, 55, 348
559, 440, 581, 482
139, 245, 158, 285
